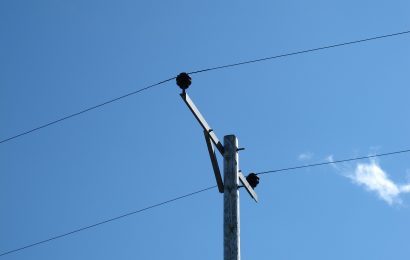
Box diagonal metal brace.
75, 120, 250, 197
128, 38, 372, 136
238, 171, 258, 202
180, 92, 225, 155
204, 130, 224, 193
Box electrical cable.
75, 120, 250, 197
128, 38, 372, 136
0, 77, 175, 144
2, 148, 410, 257
256, 148, 410, 175
0, 185, 217, 257
188, 30, 410, 74
1, 30, 410, 145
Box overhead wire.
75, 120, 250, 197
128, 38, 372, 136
256, 148, 410, 175
188, 30, 410, 74
1, 29, 410, 256
0, 185, 217, 257
2, 147, 410, 257
0, 77, 175, 144
1, 30, 410, 144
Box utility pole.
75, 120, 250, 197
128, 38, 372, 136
176, 72, 259, 260
224, 135, 240, 260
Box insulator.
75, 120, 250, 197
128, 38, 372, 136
176, 72, 191, 90
246, 173, 259, 189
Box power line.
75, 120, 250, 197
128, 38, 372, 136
256, 148, 410, 175
1, 30, 409, 145
188, 30, 410, 74
0, 185, 217, 257
3, 148, 410, 257
0, 77, 175, 144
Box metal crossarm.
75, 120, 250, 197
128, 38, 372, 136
180, 92, 225, 155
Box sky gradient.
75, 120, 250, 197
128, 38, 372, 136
1, 1, 410, 259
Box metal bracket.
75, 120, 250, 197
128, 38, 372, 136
180, 92, 224, 155
204, 130, 224, 193
238, 171, 258, 202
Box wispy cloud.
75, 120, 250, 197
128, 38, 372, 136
326, 154, 344, 172
344, 160, 410, 205
298, 152, 313, 161
310, 152, 410, 205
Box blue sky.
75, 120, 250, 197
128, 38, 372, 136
1, 1, 410, 259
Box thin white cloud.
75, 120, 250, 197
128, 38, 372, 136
322, 153, 409, 205
400, 184, 410, 193
298, 152, 313, 161
326, 154, 344, 172
326, 155, 334, 163
346, 160, 410, 205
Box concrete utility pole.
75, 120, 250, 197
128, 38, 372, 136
176, 72, 259, 260
223, 135, 240, 260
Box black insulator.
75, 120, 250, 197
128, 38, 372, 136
176, 72, 191, 90
246, 173, 259, 189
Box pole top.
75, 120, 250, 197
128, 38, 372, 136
176, 72, 191, 91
